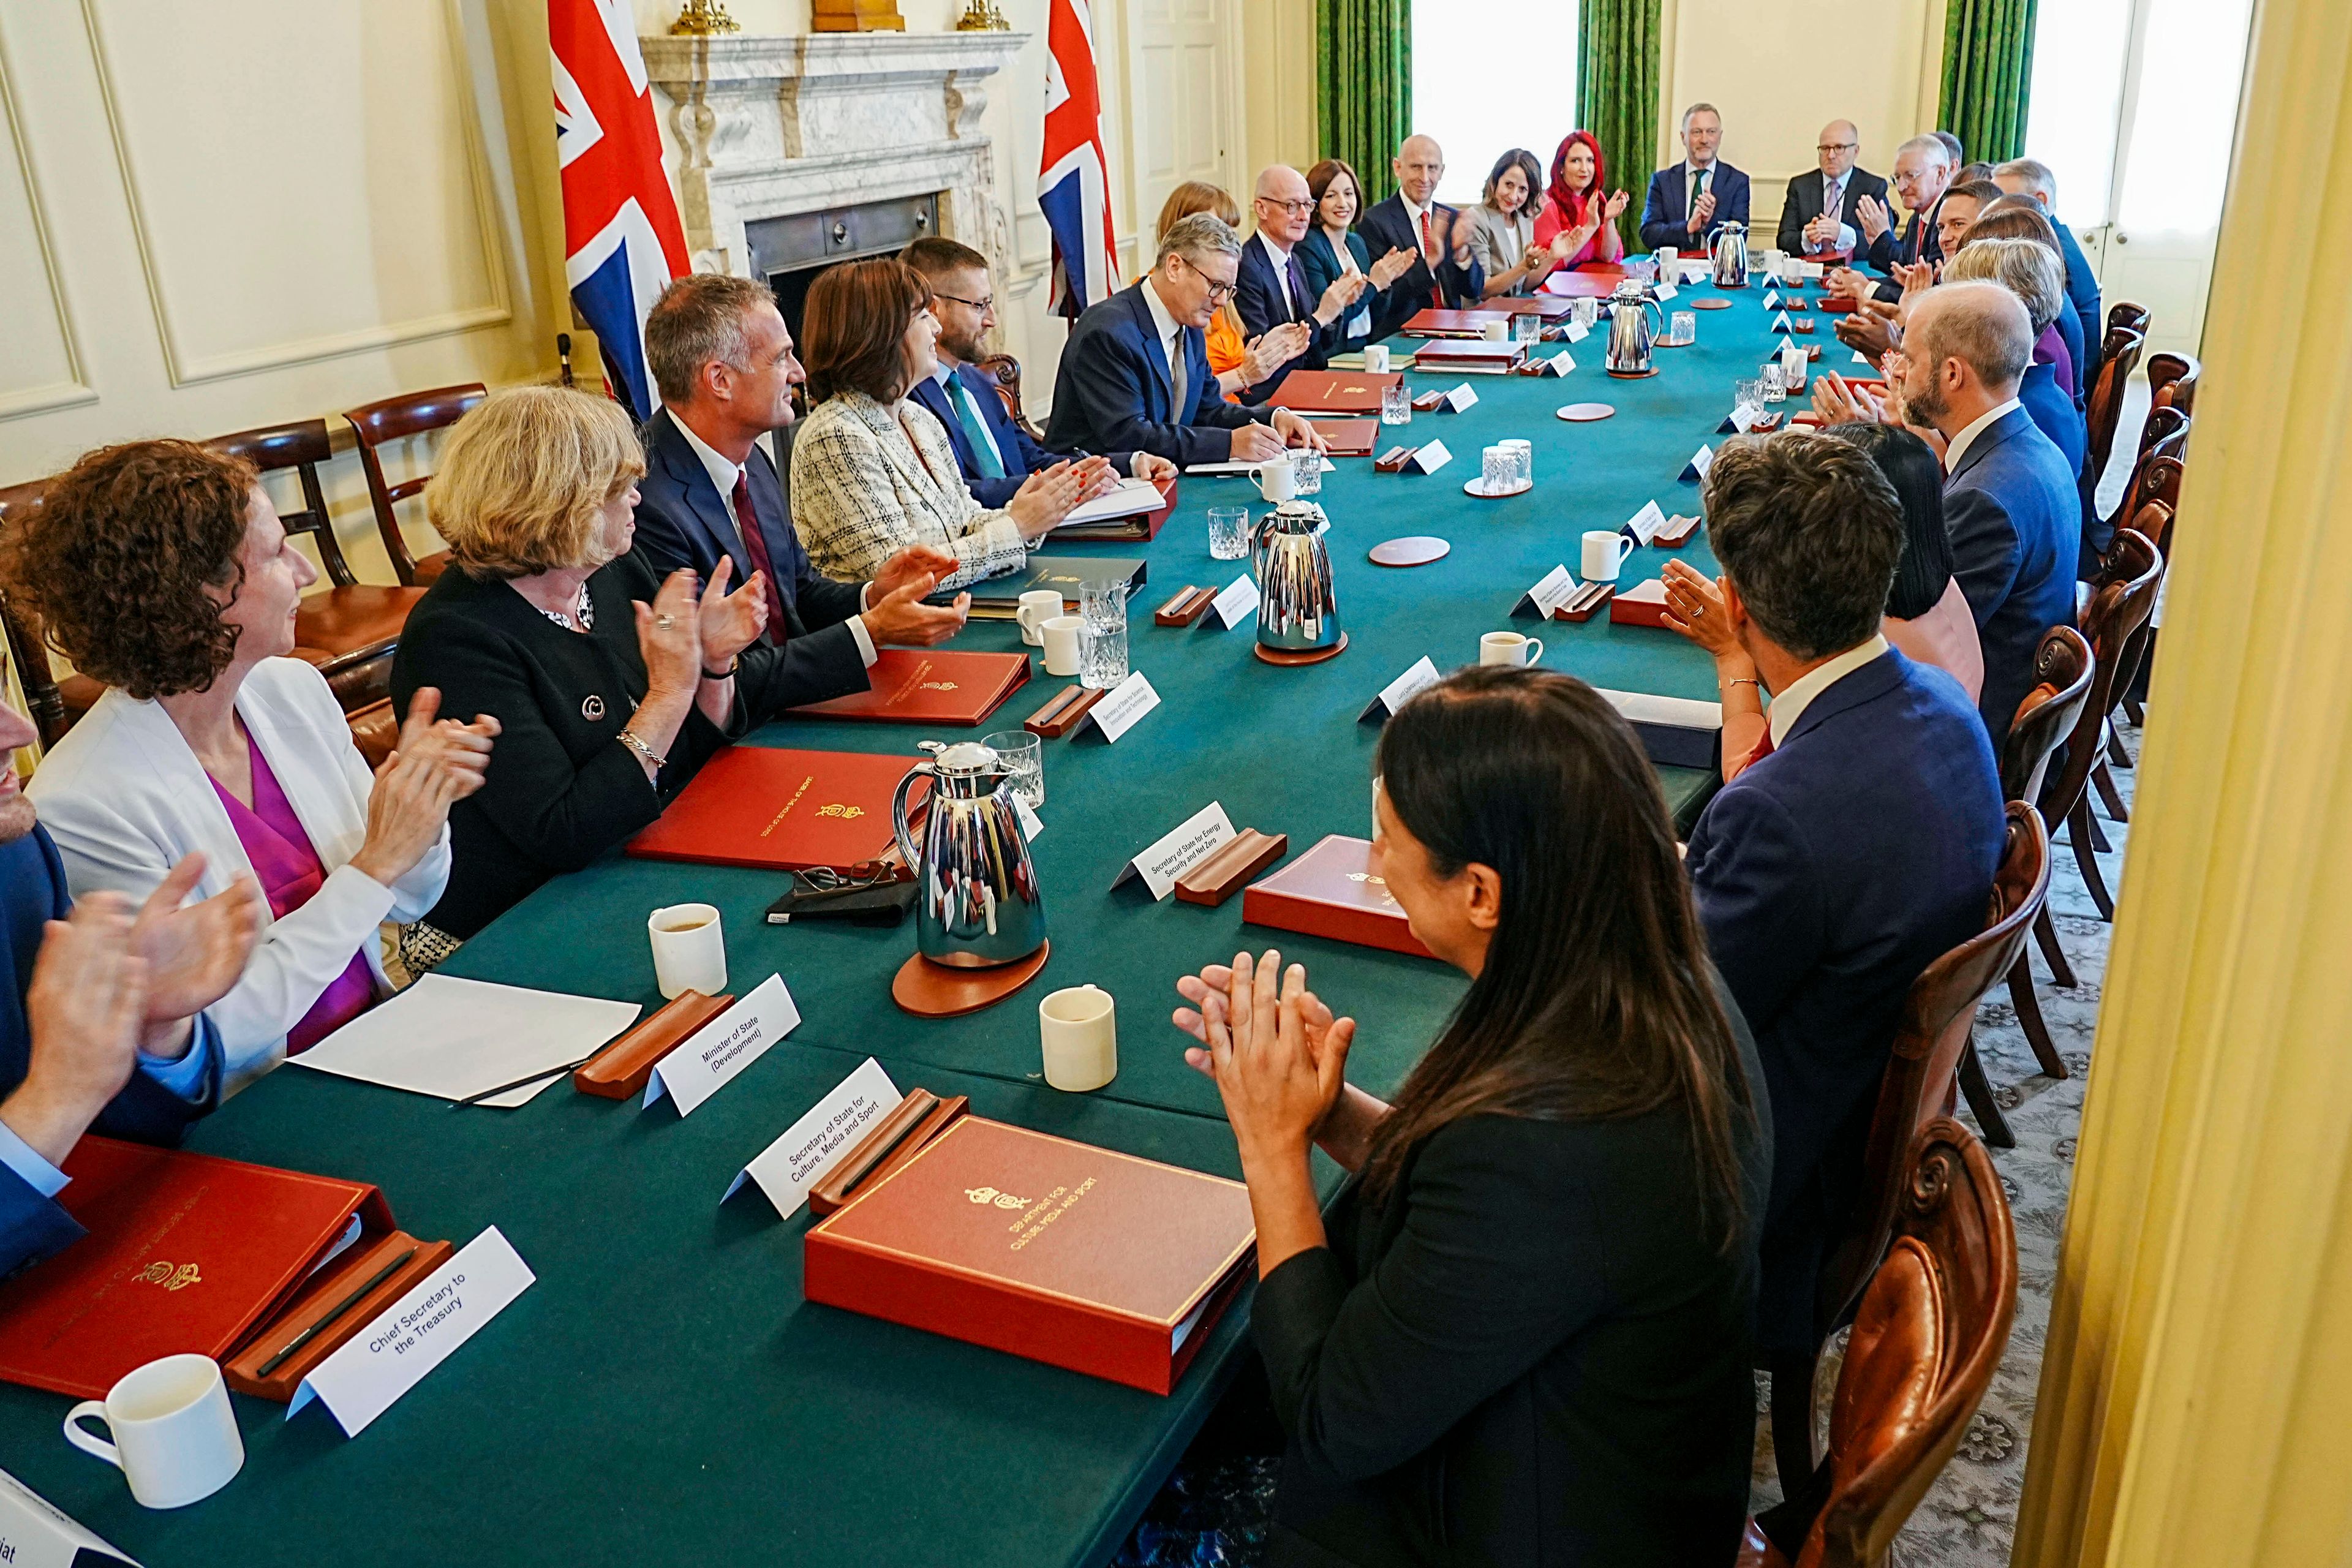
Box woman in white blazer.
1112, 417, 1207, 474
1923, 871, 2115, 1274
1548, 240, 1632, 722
15, 439, 494, 1090
791, 257, 1087, 590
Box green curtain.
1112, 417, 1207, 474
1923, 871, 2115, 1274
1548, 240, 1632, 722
1576, 0, 1662, 253
1316, 0, 1411, 193
1938, 0, 2039, 165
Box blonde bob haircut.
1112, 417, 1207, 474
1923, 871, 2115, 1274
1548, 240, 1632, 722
428, 386, 646, 580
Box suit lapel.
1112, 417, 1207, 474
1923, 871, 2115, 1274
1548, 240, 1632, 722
1124, 285, 1173, 413
910, 374, 977, 475
1950, 407, 2028, 483
653, 412, 753, 583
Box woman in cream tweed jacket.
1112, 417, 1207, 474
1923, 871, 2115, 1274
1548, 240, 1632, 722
791, 259, 1084, 591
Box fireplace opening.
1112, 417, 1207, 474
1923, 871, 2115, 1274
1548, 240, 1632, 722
749, 192, 944, 342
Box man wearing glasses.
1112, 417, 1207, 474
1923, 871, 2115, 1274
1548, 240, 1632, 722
1045, 213, 1324, 469
900, 238, 1174, 507
1774, 120, 1889, 259
1233, 165, 1378, 401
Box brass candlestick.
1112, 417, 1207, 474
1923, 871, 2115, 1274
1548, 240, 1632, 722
670, 0, 740, 35
954, 0, 1011, 29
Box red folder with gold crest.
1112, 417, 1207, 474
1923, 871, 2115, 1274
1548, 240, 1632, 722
789, 649, 1031, 726
627, 746, 925, 872
804, 1115, 1256, 1395
1241, 833, 1438, 959
0, 1138, 450, 1401
1266, 369, 1401, 413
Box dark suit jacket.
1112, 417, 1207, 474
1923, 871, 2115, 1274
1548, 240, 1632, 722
1, 828, 221, 1279
1254, 984, 1771, 1567
1234, 232, 1336, 398
1298, 229, 1379, 353
1042, 281, 1262, 467
1863, 190, 1947, 275
1687, 650, 2002, 1355
905, 364, 1136, 508
2019, 360, 2087, 477
1639, 161, 1753, 252
1355, 195, 1485, 339
1774, 166, 1888, 255
2052, 217, 2103, 374
1945, 407, 2082, 746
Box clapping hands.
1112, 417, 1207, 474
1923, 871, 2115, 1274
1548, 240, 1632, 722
1173, 950, 1355, 1159
1367, 247, 1418, 290
1855, 194, 1893, 242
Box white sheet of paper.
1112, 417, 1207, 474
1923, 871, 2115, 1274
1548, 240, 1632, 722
1058, 478, 1165, 526
1441, 383, 1479, 413
1624, 500, 1668, 546
1185, 456, 1334, 476
1376, 655, 1442, 715
1086, 671, 1161, 743
0, 1468, 138, 1568
1014, 794, 1044, 842
1522, 564, 1575, 617
290, 975, 641, 1109
1407, 439, 1453, 474
288, 1226, 534, 1438
725, 1057, 902, 1216
1210, 575, 1261, 629
1112, 801, 1237, 899
644, 974, 799, 1116
1594, 685, 1724, 733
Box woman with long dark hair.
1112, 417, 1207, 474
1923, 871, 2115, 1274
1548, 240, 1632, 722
1531, 129, 1630, 274
1466, 146, 1555, 297
1172, 666, 1770, 1566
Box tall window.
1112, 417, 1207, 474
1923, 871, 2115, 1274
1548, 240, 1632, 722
1411, 4, 1573, 207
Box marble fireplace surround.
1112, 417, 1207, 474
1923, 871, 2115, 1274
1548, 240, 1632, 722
639, 31, 1030, 288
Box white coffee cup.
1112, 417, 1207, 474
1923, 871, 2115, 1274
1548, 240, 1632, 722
1015, 590, 1063, 647
648, 902, 726, 1000
1761, 247, 1785, 271
1659, 247, 1679, 272
1480, 318, 1508, 341
1479, 630, 1543, 666
1248, 460, 1298, 503
1039, 984, 1117, 1092
1363, 344, 1390, 373
1581, 529, 1634, 582
1041, 614, 1084, 677
65, 1354, 243, 1510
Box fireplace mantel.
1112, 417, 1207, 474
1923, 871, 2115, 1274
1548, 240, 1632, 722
641, 31, 1031, 287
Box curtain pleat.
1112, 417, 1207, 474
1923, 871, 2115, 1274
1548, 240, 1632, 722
1316, 0, 1411, 192
1939, 0, 2040, 165
1575, 0, 1662, 253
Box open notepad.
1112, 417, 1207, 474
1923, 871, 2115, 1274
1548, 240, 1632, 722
291, 975, 643, 1108
1056, 477, 1167, 527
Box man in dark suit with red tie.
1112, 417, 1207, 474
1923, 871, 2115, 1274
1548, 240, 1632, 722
1234, 165, 1375, 400
629, 273, 967, 705
1832, 134, 1955, 304
1354, 135, 1485, 341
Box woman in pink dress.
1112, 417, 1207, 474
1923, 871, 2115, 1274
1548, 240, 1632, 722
1531, 130, 1631, 274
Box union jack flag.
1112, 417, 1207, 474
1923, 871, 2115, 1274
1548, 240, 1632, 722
551, 0, 689, 420
1037, 0, 1119, 316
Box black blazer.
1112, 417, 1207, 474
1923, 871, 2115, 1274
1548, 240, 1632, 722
1863, 190, 1947, 276
1042, 281, 1262, 466
1253, 989, 1771, 1567
389, 549, 835, 940
1355, 195, 1485, 339
1638, 162, 1752, 252
1773, 166, 1889, 256
905, 364, 1137, 509
1234, 232, 1335, 398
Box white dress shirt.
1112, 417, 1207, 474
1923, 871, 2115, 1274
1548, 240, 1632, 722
674, 413, 877, 666
930, 363, 1009, 473
1400, 195, 1444, 263
1768, 634, 1891, 748
1941, 398, 2024, 474
1811, 170, 1858, 254
1140, 275, 1192, 414
1254, 232, 1305, 319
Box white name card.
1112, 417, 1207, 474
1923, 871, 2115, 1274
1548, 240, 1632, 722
1085, 669, 1161, 744
1112, 801, 1237, 898
1623, 500, 1668, 546
1761, 288, 1780, 309
1565, 321, 1590, 342
725, 1057, 902, 1217
1770, 311, 1794, 334
288, 1226, 535, 1438
1359, 655, 1441, 723
1404, 439, 1453, 475
1013, 794, 1043, 842
1656, 282, 1679, 301
1529, 350, 1574, 377
1852, 349, 1875, 365
0, 1469, 137, 1568
1679, 444, 1714, 483
1800, 260, 1826, 280
1440, 383, 1479, 413
1514, 564, 1576, 619
1728, 404, 1760, 434
644, 973, 799, 1115
1210, 575, 1259, 630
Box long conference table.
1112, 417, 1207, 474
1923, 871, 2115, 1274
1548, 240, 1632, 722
0, 277, 1802, 1566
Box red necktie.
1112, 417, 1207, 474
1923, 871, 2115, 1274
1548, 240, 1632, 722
730, 470, 790, 644
1419, 208, 1437, 265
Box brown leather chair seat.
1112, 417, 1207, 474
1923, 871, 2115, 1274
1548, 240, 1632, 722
295, 584, 425, 661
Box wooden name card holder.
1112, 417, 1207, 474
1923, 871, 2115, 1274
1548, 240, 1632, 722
807, 1088, 971, 1217
1155, 586, 1218, 626
575, 990, 734, 1099
1174, 829, 1290, 908
1025, 685, 1106, 738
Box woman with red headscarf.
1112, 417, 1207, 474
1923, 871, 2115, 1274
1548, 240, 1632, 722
1531, 131, 1630, 273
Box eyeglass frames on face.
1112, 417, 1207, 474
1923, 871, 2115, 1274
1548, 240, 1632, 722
1177, 254, 1238, 303
1257, 197, 1316, 215
934, 292, 995, 314
1819, 141, 1857, 153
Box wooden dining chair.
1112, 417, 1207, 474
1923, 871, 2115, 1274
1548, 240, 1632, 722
2105, 300, 2150, 341
0, 478, 104, 745
2038, 530, 2163, 924
972, 353, 1044, 441
1768, 804, 2045, 1497
1743, 1120, 2018, 1568
2147, 350, 2199, 416
2081, 325, 2146, 484
206, 420, 423, 714
1997, 628, 2095, 1083
344, 382, 484, 587
342, 696, 401, 771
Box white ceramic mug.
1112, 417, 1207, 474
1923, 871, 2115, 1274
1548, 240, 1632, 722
648, 903, 726, 1000
1659, 247, 1679, 272
64, 1354, 243, 1510
1039, 984, 1117, 1091
1248, 460, 1298, 503
1041, 615, 1084, 678
1581, 529, 1634, 582
1363, 344, 1390, 373
1479, 631, 1544, 666
1014, 589, 1064, 647
1480, 318, 1508, 341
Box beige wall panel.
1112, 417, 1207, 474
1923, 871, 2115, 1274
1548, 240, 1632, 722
0, 23, 91, 421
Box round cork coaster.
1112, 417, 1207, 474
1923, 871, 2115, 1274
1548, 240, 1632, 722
1254, 632, 1349, 666
1369, 536, 1451, 567
1556, 402, 1617, 421
1691, 296, 1734, 311
1605, 366, 1662, 380
891, 940, 1052, 1019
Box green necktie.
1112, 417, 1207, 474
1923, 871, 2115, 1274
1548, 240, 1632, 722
945, 375, 1007, 480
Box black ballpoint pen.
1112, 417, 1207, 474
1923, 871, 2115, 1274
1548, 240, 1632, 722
257, 1246, 420, 1378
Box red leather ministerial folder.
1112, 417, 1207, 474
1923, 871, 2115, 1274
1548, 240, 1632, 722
0, 1138, 444, 1401
627, 746, 925, 872
1477, 293, 1577, 319
1267, 369, 1400, 413
1241, 834, 1438, 959
1398, 309, 1506, 338
805, 1117, 1256, 1395
1409, 339, 1528, 374
1305, 418, 1377, 457
1539, 266, 1629, 298
790, 649, 1031, 726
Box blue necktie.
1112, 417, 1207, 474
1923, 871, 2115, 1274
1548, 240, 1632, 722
946, 376, 1006, 480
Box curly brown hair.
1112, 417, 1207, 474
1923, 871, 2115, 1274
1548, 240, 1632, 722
6, 440, 257, 700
